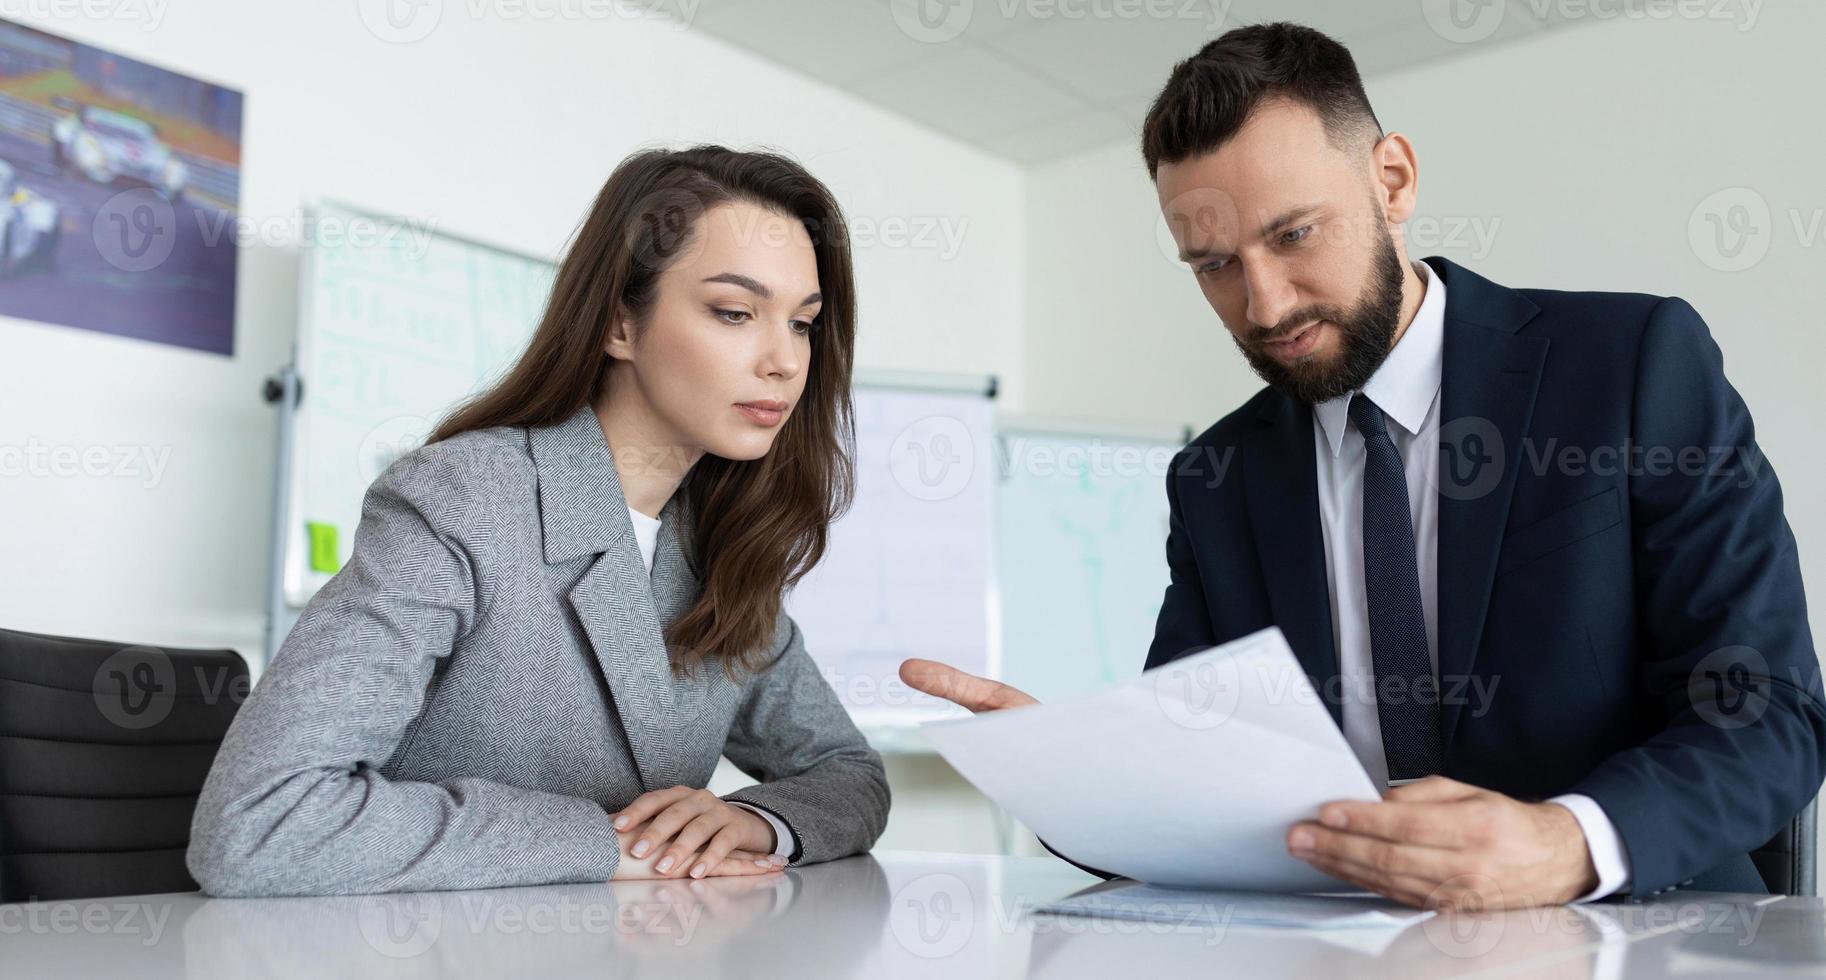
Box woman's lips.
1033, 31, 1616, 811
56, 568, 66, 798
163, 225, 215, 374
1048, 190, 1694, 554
1261, 321, 1324, 362
735, 401, 787, 426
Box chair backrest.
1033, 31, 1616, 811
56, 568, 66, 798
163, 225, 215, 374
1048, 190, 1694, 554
0, 628, 246, 902
1751, 795, 1818, 896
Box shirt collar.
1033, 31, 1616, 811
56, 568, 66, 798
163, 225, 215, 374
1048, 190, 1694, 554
1313, 259, 1447, 457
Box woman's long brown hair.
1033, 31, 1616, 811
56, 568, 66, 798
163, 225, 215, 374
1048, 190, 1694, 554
428, 145, 856, 676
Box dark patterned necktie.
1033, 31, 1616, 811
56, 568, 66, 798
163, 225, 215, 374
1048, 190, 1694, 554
1348, 394, 1442, 782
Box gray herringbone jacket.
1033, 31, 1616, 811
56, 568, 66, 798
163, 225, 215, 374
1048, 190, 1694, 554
187, 404, 889, 896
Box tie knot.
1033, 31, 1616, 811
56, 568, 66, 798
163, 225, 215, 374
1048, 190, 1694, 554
1347, 394, 1389, 441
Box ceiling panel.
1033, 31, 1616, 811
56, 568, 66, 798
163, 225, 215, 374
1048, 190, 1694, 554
850, 43, 1090, 144
680, 0, 1591, 165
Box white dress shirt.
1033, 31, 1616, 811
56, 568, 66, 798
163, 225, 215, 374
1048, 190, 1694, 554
1309, 260, 1629, 902
627, 505, 797, 861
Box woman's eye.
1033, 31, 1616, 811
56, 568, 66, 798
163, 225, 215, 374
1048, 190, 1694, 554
1281, 225, 1312, 246
714, 309, 751, 324
791, 319, 815, 336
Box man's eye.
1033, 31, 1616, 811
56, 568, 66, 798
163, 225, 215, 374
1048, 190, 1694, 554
1195, 259, 1227, 275
714, 309, 751, 324
1281, 226, 1313, 246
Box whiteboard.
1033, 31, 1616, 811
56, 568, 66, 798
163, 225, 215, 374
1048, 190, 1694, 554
283, 201, 555, 605
992, 425, 1182, 705
784, 383, 998, 732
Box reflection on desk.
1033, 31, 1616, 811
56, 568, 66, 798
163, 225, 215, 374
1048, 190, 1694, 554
0, 851, 1810, 979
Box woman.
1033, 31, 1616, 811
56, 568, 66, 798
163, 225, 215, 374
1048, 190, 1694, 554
188, 146, 889, 896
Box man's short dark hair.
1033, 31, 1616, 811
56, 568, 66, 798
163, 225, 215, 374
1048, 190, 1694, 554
1141, 22, 1383, 179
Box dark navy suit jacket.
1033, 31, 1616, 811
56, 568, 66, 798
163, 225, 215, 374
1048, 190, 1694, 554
1138, 255, 1824, 896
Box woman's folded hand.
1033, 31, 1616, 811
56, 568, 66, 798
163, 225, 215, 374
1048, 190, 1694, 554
609, 787, 786, 880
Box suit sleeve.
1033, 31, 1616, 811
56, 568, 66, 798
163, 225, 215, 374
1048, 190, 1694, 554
186, 450, 623, 897
1569, 296, 1826, 894
1146, 446, 1219, 669
720, 613, 891, 865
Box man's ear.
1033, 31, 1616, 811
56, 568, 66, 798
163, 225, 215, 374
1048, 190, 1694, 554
1372, 130, 1419, 226
605, 308, 638, 361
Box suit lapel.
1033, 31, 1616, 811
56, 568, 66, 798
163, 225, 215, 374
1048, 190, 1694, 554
1242, 395, 1342, 725
529, 404, 711, 793
1427, 257, 1550, 748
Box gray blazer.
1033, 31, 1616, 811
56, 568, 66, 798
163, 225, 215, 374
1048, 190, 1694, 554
188, 404, 890, 897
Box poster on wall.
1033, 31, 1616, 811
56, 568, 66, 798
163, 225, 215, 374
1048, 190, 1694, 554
0, 18, 242, 355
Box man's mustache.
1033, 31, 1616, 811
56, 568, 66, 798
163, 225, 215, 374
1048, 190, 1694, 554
1249, 309, 1345, 346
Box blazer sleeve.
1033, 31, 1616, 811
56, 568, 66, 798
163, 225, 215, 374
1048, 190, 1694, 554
719, 613, 890, 865
1145, 446, 1219, 670
1569, 296, 1826, 893
186, 449, 623, 897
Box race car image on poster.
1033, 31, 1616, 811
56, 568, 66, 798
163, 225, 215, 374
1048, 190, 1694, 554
0, 158, 62, 275
51, 103, 191, 202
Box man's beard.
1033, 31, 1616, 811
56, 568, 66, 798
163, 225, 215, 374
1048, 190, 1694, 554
1234, 230, 1406, 405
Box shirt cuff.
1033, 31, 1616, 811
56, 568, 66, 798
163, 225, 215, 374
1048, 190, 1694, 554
727, 801, 796, 860
1550, 793, 1632, 902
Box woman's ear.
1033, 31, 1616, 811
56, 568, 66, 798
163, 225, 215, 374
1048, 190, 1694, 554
605, 308, 638, 361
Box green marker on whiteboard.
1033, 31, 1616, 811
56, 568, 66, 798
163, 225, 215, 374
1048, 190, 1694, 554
306, 521, 342, 574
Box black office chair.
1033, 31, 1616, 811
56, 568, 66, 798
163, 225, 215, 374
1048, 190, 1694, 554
0, 628, 247, 902
1752, 795, 1818, 896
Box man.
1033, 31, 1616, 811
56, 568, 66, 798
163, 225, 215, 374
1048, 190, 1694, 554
902, 22, 1824, 910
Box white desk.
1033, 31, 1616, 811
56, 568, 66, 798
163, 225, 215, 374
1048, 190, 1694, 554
2, 851, 1815, 978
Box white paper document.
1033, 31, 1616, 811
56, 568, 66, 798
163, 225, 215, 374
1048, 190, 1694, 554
921, 627, 1381, 892
1038, 882, 1434, 931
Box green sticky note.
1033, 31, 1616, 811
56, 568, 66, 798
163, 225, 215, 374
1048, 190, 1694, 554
307, 522, 342, 574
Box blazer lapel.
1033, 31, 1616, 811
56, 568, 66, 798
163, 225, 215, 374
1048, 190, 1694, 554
1426, 256, 1549, 749
1243, 394, 1342, 725
528, 404, 710, 793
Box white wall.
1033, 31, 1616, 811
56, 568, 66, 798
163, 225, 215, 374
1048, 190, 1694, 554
1023, 7, 1826, 658
0, 5, 1024, 855
0, 5, 1024, 653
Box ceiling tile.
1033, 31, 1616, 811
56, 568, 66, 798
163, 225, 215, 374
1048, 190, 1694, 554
1345, 6, 1546, 80
688, 0, 941, 86
1217, 0, 1428, 39
978, 108, 1133, 163
880, 0, 1065, 44
985, 11, 1225, 109
850, 44, 1093, 143
681, 0, 1592, 165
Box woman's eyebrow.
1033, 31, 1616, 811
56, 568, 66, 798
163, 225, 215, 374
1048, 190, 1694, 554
703, 272, 820, 306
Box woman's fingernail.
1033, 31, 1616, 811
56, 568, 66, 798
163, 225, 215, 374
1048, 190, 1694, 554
656, 857, 674, 873
613, 816, 628, 830
1289, 829, 1314, 852
632, 841, 650, 858
755, 859, 772, 868
691, 864, 706, 878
